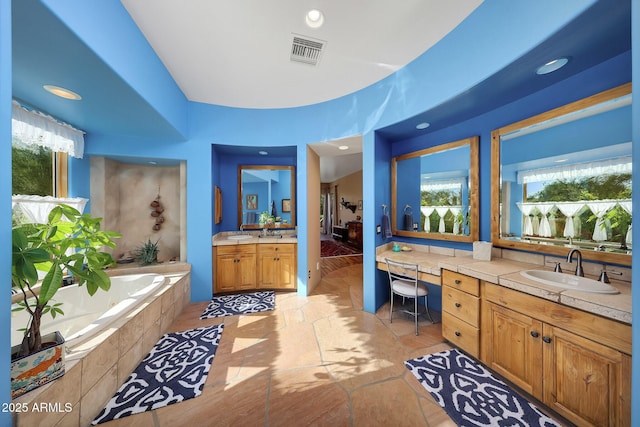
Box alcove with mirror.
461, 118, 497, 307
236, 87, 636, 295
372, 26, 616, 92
237, 165, 296, 229
491, 83, 632, 266
391, 136, 479, 242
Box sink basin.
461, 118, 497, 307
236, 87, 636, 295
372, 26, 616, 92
227, 234, 253, 241
519, 270, 619, 294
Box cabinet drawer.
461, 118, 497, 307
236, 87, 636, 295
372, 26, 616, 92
215, 244, 256, 256
442, 311, 479, 358
441, 270, 479, 296
257, 243, 296, 254
442, 286, 480, 327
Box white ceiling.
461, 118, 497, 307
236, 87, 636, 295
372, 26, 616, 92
121, 0, 483, 109
310, 136, 363, 183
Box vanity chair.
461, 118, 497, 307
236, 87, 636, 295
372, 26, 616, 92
385, 258, 435, 335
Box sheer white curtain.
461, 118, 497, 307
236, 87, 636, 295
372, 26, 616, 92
536, 203, 554, 237
322, 193, 331, 235
517, 156, 632, 184
450, 206, 461, 235
619, 200, 632, 247
420, 206, 436, 232
516, 202, 535, 236
435, 207, 449, 233
587, 201, 615, 241
555, 202, 586, 238
12, 100, 84, 158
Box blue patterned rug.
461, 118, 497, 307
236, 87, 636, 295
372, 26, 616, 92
200, 290, 275, 319
405, 349, 561, 427
92, 324, 224, 425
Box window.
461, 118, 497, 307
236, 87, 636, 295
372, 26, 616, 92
11, 136, 68, 197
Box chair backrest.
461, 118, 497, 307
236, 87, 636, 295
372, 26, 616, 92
385, 258, 418, 285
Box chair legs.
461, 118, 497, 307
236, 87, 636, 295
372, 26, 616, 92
389, 293, 436, 336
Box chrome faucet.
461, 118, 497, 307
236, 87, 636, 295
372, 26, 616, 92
566, 249, 584, 277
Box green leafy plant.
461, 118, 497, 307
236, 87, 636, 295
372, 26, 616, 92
134, 239, 160, 265
258, 211, 275, 225
11, 204, 121, 357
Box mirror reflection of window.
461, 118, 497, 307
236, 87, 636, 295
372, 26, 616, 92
495, 84, 632, 260
391, 136, 478, 242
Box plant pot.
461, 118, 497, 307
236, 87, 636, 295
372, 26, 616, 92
11, 331, 65, 399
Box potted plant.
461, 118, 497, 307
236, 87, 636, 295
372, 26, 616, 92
11, 204, 120, 397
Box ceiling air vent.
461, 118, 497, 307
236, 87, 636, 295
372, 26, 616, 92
290, 34, 325, 66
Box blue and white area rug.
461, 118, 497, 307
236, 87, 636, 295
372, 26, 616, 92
200, 290, 275, 319
405, 349, 561, 427
92, 324, 224, 425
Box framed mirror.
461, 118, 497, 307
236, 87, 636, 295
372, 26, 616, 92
237, 165, 296, 229
491, 83, 632, 265
391, 136, 479, 242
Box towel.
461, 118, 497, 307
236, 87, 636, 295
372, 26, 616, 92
246, 212, 257, 224
404, 213, 413, 231
382, 214, 392, 238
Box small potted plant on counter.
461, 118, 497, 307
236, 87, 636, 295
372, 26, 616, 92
11, 204, 120, 398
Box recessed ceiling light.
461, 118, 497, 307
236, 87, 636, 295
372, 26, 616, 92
258, 150, 268, 155
305, 9, 324, 28
338, 145, 349, 150
148, 161, 158, 165
554, 158, 568, 163
536, 58, 569, 75
416, 122, 430, 130
43, 85, 82, 100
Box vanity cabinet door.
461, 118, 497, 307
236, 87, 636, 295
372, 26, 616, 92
214, 245, 256, 293
543, 324, 627, 427
484, 302, 543, 399
257, 244, 297, 290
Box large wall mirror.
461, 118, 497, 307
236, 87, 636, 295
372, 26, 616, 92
391, 136, 479, 242
492, 83, 632, 266
237, 165, 296, 229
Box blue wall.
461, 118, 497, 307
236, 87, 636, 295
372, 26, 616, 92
631, 2, 639, 425
1, 1, 11, 423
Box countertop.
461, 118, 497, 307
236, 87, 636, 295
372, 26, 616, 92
212, 231, 298, 246
377, 243, 631, 325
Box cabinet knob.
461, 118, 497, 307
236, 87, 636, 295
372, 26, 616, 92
454, 279, 461, 285
455, 302, 461, 308
542, 336, 552, 344
455, 331, 461, 337
530, 331, 539, 338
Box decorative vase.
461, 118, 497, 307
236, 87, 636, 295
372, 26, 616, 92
11, 331, 66, 399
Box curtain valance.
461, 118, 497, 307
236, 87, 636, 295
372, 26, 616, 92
12, 100, 85, 158
517, 156, 631, 185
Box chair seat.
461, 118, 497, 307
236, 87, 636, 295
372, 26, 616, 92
391, 279, 428, 297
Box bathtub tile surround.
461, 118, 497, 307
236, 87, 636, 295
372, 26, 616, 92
11, 265, 191, 427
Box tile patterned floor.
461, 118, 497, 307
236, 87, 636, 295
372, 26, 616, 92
101, 260, 455, 426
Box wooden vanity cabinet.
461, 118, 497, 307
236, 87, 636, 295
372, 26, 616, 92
441, 270, 480, 358
257, 243, 297, 290
214, 245, 256, 293
481, 282, 631, 427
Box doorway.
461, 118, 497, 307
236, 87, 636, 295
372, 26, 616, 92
309, 136, 363, 277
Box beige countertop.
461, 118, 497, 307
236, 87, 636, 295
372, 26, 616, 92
377, 243, 631, 325
212, 231, 298, 246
